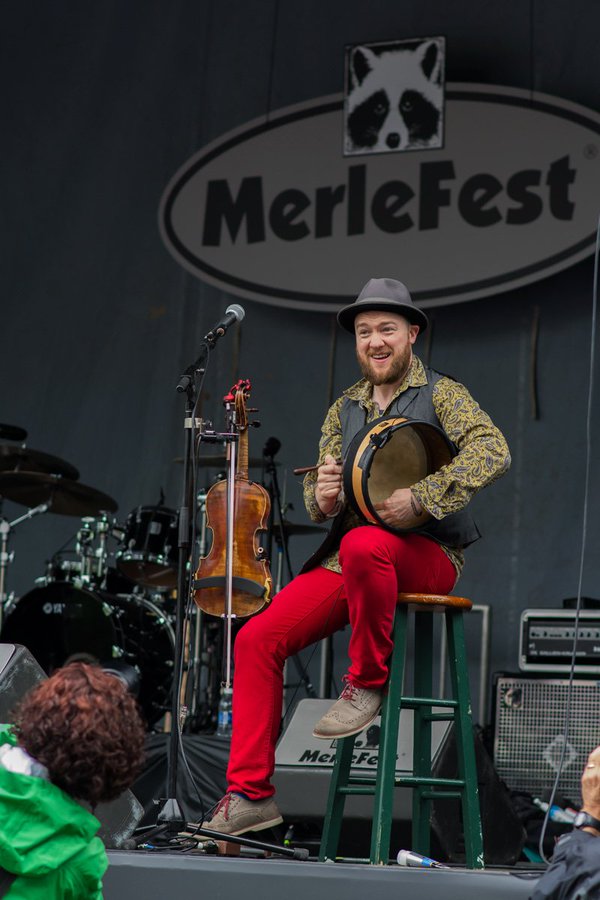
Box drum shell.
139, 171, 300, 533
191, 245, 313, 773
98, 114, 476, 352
343, 416, 455, 533
116, 506, 178, 590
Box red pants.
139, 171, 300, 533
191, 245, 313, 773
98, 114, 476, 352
226, 526, 456, 799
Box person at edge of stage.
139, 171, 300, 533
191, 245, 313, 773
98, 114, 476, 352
205, 276, 511, 837
531, 745, 600, 899
0, 662, 145, 899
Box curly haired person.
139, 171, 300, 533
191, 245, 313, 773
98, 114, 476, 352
0, 662, 145, 899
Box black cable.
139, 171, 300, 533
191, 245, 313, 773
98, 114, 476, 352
265, 0, 280, 120
537, 214, 599, 863
169, 383, 207, 825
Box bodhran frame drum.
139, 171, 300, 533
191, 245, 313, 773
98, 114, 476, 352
343, 416, 456, 533
0, 582, 174, 727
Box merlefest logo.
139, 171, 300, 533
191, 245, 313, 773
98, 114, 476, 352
200, 156, 575, 244
160, 85, 600, 312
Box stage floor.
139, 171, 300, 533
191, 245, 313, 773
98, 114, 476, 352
104, 850, 543, 900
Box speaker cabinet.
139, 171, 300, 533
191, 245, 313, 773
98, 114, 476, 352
493, 675, 600, 806
0, 644, 46, 721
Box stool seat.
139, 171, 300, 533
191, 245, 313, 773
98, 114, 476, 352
319, 592, 484, 868
398, 592, 472, 611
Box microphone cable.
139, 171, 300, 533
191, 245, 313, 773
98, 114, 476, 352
537, 212, 599, 864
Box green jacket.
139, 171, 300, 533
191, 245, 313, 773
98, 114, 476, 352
0, 726, 107, 899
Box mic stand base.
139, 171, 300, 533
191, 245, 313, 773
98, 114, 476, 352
133, 797, 187, 847
157, 798, 186, 829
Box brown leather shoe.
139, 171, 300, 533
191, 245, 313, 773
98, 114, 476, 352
204, 793, 283, 836
313, 678, 382, 739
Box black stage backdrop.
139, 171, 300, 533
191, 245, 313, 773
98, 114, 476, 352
1, 1, 600, 711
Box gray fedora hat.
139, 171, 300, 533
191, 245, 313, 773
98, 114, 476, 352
337, 278, 428, 334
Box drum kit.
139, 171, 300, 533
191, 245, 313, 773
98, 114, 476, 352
0, 423, 328, 731
0, 425, 181, 728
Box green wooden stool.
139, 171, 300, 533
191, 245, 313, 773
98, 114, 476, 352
319, 593, 484, 868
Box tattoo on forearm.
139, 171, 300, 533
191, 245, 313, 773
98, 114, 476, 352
410, 496, 423, 517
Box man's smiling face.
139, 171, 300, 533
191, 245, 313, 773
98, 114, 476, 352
354, 310, 419, 387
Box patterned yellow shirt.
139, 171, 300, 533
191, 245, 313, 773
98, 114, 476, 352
303, 356, 510, 579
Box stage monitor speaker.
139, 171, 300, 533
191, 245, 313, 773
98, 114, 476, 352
0, 643, 46, 721
273, 698, 452, 821
0, 643, 142, 848
493, 674, 600, 807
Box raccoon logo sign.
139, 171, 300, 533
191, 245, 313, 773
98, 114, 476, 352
344, 37, 445, 156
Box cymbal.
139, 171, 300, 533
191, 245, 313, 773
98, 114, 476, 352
174, 454, 278, 468
272, 519, 327, 539
0, 472, 118, 516
0, 424, 27, 442
0, 445, 79, 480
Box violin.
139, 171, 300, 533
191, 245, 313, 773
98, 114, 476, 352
193, 379, 273, 618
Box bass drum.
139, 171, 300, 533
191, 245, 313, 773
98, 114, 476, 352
0, 582, 174, 728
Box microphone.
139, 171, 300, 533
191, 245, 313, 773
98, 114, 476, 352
204, 304, 245, 344
263, 436, 281, 458
396, 849, 449, 868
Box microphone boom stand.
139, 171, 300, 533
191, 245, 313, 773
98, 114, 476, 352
145, 335, 307, 860
152, 341, 212, 833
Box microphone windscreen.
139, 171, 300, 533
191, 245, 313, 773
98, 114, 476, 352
226, 303, 245, 322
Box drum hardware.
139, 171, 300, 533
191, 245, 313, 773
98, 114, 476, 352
36, 556, 85, 587
35, 514, 124, 593
0, 471, 117, 517
75, 513, 119, 585
0, 502, 49, 629
0, 445, 79, 480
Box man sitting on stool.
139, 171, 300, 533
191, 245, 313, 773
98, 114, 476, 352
206, 277, 511, 837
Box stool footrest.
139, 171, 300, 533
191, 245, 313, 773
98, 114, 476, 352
421, 790, 463, 800
397, 776, 466, 789
400, 696, 458, 709
338, 775, 466, 793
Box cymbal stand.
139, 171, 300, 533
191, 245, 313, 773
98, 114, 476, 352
0, 503, 49, 629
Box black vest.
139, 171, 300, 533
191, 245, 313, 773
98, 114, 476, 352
300, 366, 480, 574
